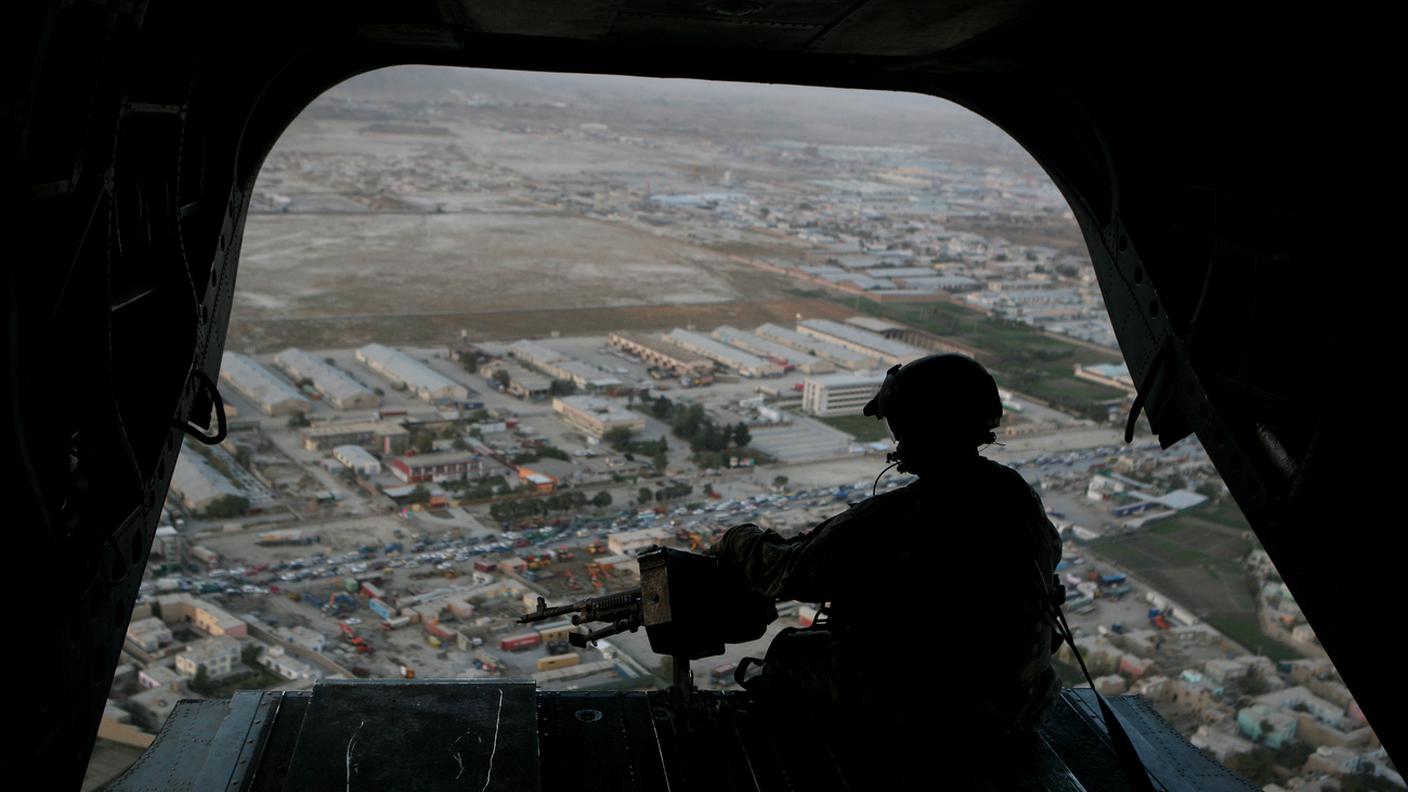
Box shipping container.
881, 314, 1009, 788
472, 560, 497, 573
535, 624, 575, 644
500, 633, 543, 652
536, 653, 580, 672
369, 598, 394, 621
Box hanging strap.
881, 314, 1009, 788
1035, 563, 1158, 792
177, 369, 228, 445
1125, 340, 1172, 444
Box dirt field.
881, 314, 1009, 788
225, 296, 855, 353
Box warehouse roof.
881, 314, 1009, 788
356, 344, 465, 397
220, 352, 309, 410
666, 329, 776, 374
797, 319, 926, 363
711, 326, 829, 370
169, 444, 243, 506
754, 323, 876, 367
274, 348, 376, 405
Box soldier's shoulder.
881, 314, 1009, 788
976, 457, 1036, 493
843, 485, 919, 518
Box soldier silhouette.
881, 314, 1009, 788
710, 354, 1064, 786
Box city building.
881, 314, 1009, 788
126, 618, 174, 653
754, 323, 879, 370
1074, 362, 1136, 393
796, 319, 926, 367
301, 419, 410, 454
260, 645, 321, 681
219, 351, 310, 416
332, 445, 381, 477
156, 594, 247, 637
482, 360, 551, 400
608, 332, 715, 378
509, 340, 622, 390
711, 326, 834, 374
128, 686, 182, 731
137, 665, 182, 690
608, 527, 670, 556
273, 347, 379, 409
276, 626, 326, 653
801, 373, 886, 417
175, 636, 242, 678
168, 445, 244, 513
355, 344, 470, 402
665, 329, 784, 378
388, 450, 487, 483
552, 395, 646, 438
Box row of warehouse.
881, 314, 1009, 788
219, 344, 477, 417
606, 318, 926, 381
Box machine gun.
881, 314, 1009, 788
519, 546, 776, 693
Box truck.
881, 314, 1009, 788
500, 633, 543, 652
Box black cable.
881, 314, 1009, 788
871, 459, 899, 497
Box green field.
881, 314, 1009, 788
1088, 501, 1301, 661
817, 414, 894, 442
832, 298, 1127, 418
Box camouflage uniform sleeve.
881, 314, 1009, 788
712, 512, 855, 602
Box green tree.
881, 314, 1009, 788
548, 379, 577, 396
452, 437, 468, 450
492, 369, 511, 389
591, 491, 613, 508
637, 487, 653, 506
412, 430, 434, 454
192, 664, 211, 694
772, 475, 789, 490
286, 412, 310, 428
241, 643, 263, 667
603, 426, 635, 451
651, 396, 672, 419
203, 495, 250, 519
733, 422, 751, 448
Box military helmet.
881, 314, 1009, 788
863, 353, 1002, 446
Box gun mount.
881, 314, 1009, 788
519, 546, 776, 693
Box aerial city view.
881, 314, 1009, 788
86, 68, 1398, 791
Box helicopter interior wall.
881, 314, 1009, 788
4, 3, 1374, 785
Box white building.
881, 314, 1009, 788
608, 527, 670, 556
220, 351, 310, 416
175, 635, 242, 678
332, 445, 381, 477
355, 344, 470, 402
553, 396, 646, 438
274, 348, 379, 409
801, 373, 886, 417
261, 645, 321, 681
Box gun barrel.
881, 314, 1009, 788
517, 589, 644, 625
